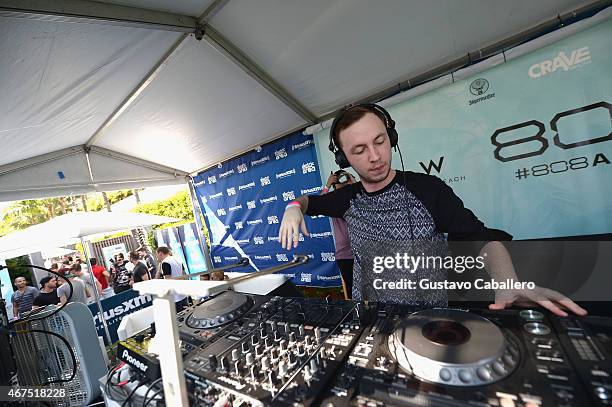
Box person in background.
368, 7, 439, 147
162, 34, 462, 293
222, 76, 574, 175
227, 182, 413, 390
137, 246, 157, 279
11, 277, 39, 318
155, 246, 188, 311
90, 258, 114, 299
32, 276, 60, 309
111, 253, 132, 294
71, 263, 101, 304
322, 170, 356, 300
57, 273, 90, 306
58, 260, 71, 277
130, 251, 150, 283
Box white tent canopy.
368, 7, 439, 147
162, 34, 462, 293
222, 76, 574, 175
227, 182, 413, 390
0, 211, 178, 258
0, 0, 605, 201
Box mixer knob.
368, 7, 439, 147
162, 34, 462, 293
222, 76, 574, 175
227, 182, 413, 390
260, 327, 267, 339
268, 321, 277, 331
234, 360, 242, 375
246, 353, 254, 366
274, 330, 282, 342
288, 352, 297, 366
299, 325, 305, 336
231, 349, 240, 361
297, 344, 305, 357
241, 342, 249, 353
314, 327, 322, 343
278, 360, 287, 376
271, 348, 280, 361
289, 332, 296, 344
251, 335, 259, 346
304, 335, 312, 347
220, 356, 228, 372
255, 344, 263, 357
279, 339, 287, 351
265, 337, 273, 349
303, 366, 312, 382
284, 323, 290, 334
208, 354, 218, 371
261, 356, 270, 371
310, 358, 318, 373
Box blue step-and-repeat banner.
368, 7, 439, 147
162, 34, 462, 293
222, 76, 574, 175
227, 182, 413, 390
193, 133, 340, 287
156, 223, 208, 275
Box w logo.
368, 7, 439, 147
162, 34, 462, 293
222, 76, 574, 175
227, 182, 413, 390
419, 156, 444, 174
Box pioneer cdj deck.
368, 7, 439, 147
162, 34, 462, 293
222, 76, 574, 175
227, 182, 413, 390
118, 291, 612, 406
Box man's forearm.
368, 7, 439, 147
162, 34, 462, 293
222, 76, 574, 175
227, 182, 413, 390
480, 241, 519, 281
295, 195, 309, 214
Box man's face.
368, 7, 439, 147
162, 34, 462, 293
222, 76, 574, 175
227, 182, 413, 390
46, 279, 57, 289
15, 277, 26, 288
338, 112, 392, 184
156, 252, 164, 263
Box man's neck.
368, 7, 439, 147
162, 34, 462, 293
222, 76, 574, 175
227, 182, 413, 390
361, 169, 397, 193
18, 286, 26, 293
41, 287, 52, 293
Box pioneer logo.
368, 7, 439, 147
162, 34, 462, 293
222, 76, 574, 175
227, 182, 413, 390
238, 181, 256, 191
528, 46, 591, 78
122, 350, 149, 372
251, 156, 270, 166
276, 169, 296, 179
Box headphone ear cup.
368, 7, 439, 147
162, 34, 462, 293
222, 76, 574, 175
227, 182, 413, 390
388, 128, 398, 148
335, 150, 350, 169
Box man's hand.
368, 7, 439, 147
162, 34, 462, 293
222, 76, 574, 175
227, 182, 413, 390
325, 173, 338, 189
491, 286, 588, 317
279, 206, 309, 249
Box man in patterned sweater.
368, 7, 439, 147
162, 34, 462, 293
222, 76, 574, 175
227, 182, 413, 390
279, 104, 586, 316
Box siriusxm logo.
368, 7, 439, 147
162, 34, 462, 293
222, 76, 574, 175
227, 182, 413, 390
254, 255, 272, 260
276, 169, 296, 179
247, 219, 263, 225
209, 192, 223, 199
267, 215, 279, 224
227, 187, 236, 196
229, 205, 243, 212
247, 201, 256, 209
528, 47, 591, 78
276, 253, 289, 262
235, 221, 243, 229
310, 231, 333, 238
235, 239, 249, 244
260, 196, 278, 204
321, 252, 336, 262
219, 169, 235, 178
194, 179, 205, 186
208, 175, 217, 184
267, 236, 280, 242
300, 273, 312, 283
253, 236, 264, 245
275, 148, 288, 160
251, 156, 270, 166
214, 256, 221, 263
301, 186, 323, 194
224, 256, 239, 261
260, 176, 271, 186
239, 181, 256, 191
292, 139, 314, 150
216, 208, 226, 216
302, 162, 316, 174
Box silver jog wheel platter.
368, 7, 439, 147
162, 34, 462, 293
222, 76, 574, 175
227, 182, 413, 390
388, 308, 520, 386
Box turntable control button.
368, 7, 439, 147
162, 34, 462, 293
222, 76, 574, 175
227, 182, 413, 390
503, 354, 515, 366
439, 368, 452, 382
458, 369, 473, 383
477, 367, 492, 381
493, 361, 507, 375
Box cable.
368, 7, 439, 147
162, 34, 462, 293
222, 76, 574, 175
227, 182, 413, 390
15, 328, 77, 384
141, 378, 162, 407
144, 389, 163, 407
121, 381, 145, 407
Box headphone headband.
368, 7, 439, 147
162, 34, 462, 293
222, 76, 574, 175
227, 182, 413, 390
328, 103, 398, 168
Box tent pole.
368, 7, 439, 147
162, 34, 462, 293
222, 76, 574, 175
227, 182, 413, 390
187, 177, 213, 271
80, 237, 113, 346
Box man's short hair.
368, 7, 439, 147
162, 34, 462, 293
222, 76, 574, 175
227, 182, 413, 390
40, 276, 53, 288
117, 253, 124, 260
136, 246, 146, 252
129, 251, 140, 261
70, 263, 81, 272
14, 276, 26, 283
51, 263, 59, 270
332, 106, 388, 149
90, 258, 98, 266
62, 259, 70, 265
156, 246, 171, 255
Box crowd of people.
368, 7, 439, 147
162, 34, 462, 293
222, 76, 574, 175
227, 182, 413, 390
9, 246, 185, 319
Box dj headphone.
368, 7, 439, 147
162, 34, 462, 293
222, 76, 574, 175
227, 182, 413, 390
328, 103, 398, 169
